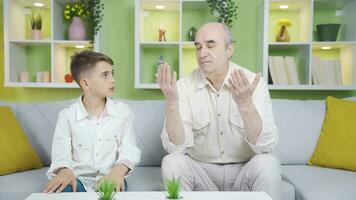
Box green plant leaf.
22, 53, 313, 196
162, 177, 181, 199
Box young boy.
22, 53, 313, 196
44, 50, 141, 193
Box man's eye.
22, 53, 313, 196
195, 45, 202, 50
103, 73, 108, 78
207, 43, 215, 48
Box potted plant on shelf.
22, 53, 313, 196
81, 0, 105, 42
30, 12, 42, 40
163, 178, 183, 199
97, 180, 117, 200
206, 0, 238, 28
64, 2, 88, 40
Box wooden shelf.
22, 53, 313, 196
261, 0, 356, 90
3, 0, 99, 88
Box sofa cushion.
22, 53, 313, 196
126, 167, 295, 200
0, 167, 49, 199
282, 165, 356, 200
309, 96, 356, 171
121, 100, 166, 167
126, 167, 162, 191
271, 99, 325, 165
14, 100, 75, 166
0, 106, 43, 175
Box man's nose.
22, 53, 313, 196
198, 46, 208, 58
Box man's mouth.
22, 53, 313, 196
200, 60, 211, 64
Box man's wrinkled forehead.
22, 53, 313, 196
195, 24, 225, 43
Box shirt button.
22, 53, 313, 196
217, 94, 220, 97
220, 132, 223, 135
218, 114, 221, 117
98, 139, 102, 142
96, 170, 100, 173
222, 151, 224, 155
79, 144, 82, 147
96, 154, 99, 157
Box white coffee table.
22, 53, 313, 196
25, 191, 272, 200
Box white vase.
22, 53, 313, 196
68, 16, 86, 40
31, 30, 43, 40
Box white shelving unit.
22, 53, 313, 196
3, 0, 99, 88
135, 0, 213, 89
260, 0, 356, 90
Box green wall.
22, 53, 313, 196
0, 0, 355, 102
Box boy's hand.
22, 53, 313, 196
100, 164, 128, 192
44, 168, 77, 193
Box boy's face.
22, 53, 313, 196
81, 61, 116, 97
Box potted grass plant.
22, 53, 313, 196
97, 180, 117, 200
30, 12, 42, 40
163, 178, 183, 199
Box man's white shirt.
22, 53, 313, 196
161, 62, 278, 163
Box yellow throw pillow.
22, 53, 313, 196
308, 96, 356, 171
0, 106, 43, 175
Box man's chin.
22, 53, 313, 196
199, 63, 213, 72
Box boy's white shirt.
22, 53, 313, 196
46, 96, 141, 191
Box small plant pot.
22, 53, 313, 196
316, 23, 341, 41
31, 30, 43, 40
166, 196, 183, 199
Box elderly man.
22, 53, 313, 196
156, 23, 282, 200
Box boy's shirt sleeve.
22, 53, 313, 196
115, 106, 141, 175
46, 109, 74, 179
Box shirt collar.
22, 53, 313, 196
194, 62, 234, 90
75, 96, 117, 120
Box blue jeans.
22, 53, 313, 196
63, 179, 128, 192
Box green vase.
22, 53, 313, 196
316, 24, 341, 41
188, 27, 197, 41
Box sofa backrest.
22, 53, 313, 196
0, 99, 166, 167
271, 99, 325, 165
271, 96, 356, 165
2, 97, 355, 167
0, 100, 75, 166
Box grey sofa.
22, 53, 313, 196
0, 97, 355, 200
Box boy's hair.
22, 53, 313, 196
70, 50, 114, 85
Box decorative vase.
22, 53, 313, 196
276, 25, 291, 42
68, 16, 86, 40
31, 30, 43, 40
188, 27, 197, 41
64, 73, 73, 83
316, 23, 341, 41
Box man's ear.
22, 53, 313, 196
227, 43, 235, 59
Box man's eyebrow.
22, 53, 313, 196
194, 40, 216, 45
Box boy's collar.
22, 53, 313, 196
76, 96, 117, 120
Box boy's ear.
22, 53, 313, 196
79, 78, 89, 90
